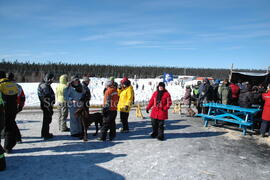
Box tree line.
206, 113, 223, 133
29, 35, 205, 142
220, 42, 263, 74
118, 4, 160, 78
0, 59, 266, 82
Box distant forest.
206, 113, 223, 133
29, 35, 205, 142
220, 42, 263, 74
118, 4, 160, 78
0, 60, 266, 82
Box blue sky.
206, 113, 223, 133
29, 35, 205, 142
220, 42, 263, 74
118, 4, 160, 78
0, 0, 269, 69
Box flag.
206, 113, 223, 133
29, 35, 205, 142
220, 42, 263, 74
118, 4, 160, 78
163, 73, 173, 83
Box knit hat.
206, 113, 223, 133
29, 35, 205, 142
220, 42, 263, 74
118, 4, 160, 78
106, 80, 114, 87
109, 76, 115, 81
82, 76, 90, 82
120, 77, 128, 84
158, 82, 165, 88
44, 73, 54, 83
71, 75, 80, 82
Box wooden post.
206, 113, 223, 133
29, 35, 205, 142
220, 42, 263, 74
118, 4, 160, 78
229, 63, 234, 82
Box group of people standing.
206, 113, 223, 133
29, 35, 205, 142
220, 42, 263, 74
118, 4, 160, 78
37, 73, 137, 141
182, 78, 270, 137
37, 73, 173, 142
37, 74, 92, 140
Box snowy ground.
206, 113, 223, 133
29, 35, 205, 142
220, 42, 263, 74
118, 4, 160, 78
19, 78, 192, 107
1, 109, 270, 180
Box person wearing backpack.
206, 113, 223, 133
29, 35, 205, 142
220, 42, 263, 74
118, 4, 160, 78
0, 71, 19, 153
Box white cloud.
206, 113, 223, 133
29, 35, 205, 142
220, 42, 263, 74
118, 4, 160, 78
81, 28, 175, 41
118, 41, 146, 46
225, 22, 270, 30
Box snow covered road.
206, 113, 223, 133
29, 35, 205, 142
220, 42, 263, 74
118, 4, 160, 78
1, 110, 270, 180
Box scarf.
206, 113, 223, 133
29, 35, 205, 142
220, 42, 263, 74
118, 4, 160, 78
156, 90, 165, 105
72, 83, 83, 93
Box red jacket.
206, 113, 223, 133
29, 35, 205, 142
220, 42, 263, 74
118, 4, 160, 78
262, 91, 270, 121
230, 83, 240, 99
17, 86, 25, 108
146, 90, 172, 120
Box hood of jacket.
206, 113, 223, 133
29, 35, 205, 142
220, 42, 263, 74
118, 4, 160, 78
59, 75, 68, 85
44, 73, 54, 84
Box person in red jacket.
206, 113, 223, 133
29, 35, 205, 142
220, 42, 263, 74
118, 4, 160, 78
260, 85, 270, 137
146, 82, 172, 141
229, 81, 240, 106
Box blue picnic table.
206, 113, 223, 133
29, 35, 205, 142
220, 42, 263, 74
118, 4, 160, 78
196, 103, 261, 135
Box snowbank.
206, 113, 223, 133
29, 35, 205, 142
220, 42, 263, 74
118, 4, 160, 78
19, 78, 187, 107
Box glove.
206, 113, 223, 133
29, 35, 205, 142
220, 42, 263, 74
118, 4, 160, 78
125, 106, 129, 111
118, 84, 122, 89
146, 109, 149, 113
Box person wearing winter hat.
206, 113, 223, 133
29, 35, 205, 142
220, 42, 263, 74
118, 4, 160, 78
212, 79, 220, 103
38, 72, 55, 140
0, 71, 19, 153
182, 85, 192, 108
199, 78, 214, 114
99, 80, 119, 141
229, 81, 240, 106
64, 75, 84, 139
146, 82, 172, 141
103, 77, 115, 95
117, 77, 134, 133
7, 72, 25, 143
218, 79, 232, 105
81, 76, 91, 111
56, 74, 69, 132
8, 73, 25, 114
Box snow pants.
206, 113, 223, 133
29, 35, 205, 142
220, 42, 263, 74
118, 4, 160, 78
58, 102, 68, 131
100, 110, 117, 140
120, 112, 129, 131
41, 106, 53, 137
151, 118, 164, 139
260, 120, 270, 135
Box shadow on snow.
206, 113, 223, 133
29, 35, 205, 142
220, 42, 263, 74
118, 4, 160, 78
3, 152, 126, 180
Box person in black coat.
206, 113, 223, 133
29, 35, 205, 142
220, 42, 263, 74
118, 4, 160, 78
81, 76, 91, 112
238, 84, 253, 108
212, 79, 220, 103
38, 73, 55, 140
199, 78, 214, 114
0, 71, 20, 153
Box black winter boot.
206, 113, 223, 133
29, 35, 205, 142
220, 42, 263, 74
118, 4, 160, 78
0, 145, 6, 171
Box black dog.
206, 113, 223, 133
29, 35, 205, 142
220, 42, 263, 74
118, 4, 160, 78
88, 112, 103, 136
75, 108, 103, 141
